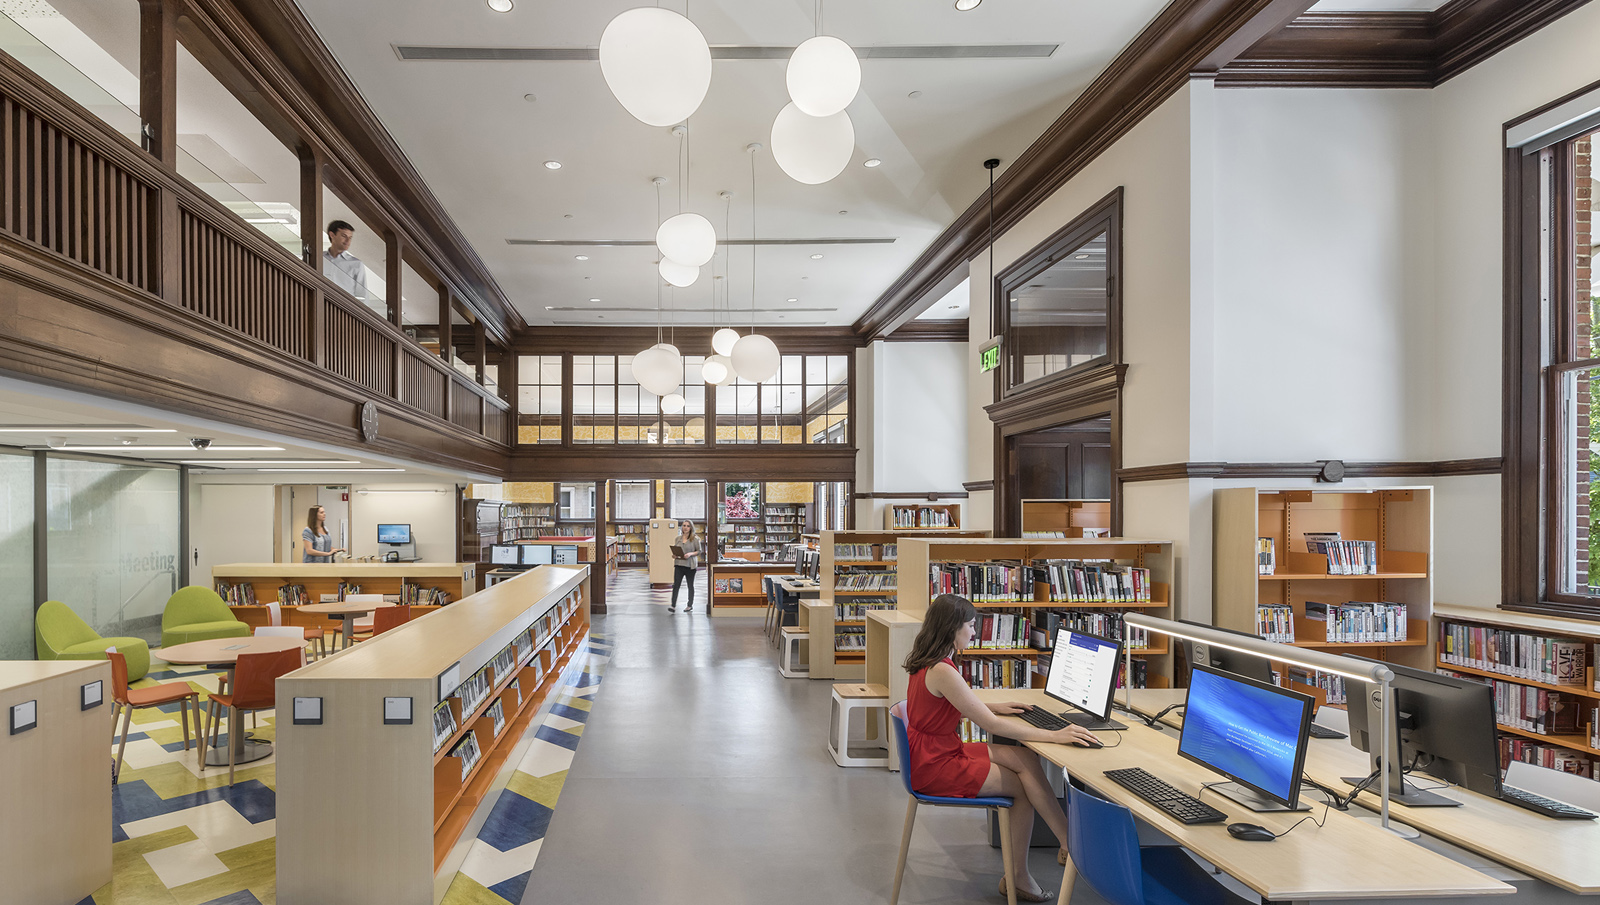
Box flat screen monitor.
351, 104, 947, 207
805, 551, 820, 581
520, 544, 554, 566
377, 523, 412, 545
1043, 628, 1123, 721
1178, 664, 1313, 811
1177, 619, 1274, 685
552, 545, 579, 564
490, 545, 519, 565
1343, 655, 1497, 806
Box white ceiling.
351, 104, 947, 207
290, 0, 1172, 328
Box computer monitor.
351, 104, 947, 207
1178, 664, 1314, 812
1342, 655, 1496, 807
805, 551, 820, 581
520, 544, 554, 566
490, 545, 519, 565
377, 523, 412, 545
1041, 628, 1127, 730
1177, 619, 1274, 685
552, 545, 579, 564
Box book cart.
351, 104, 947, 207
276, 565, 591, 905
1214, 487, 1433, 707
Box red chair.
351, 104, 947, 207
107, 650, 201, 782
353, 605, 411, 642
267, 600, 326, 659
200, 647, 300, 785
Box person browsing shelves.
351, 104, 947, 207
668, 520, 702, 613
302, 505, 346, 563
904, 594, 1099, 903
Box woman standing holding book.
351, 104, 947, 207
668, 520, 702, 613
301, 506, 345, 563
904, 594, 1099, 903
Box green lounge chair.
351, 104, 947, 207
34, 600, 150, 681
161, 586, 251, 648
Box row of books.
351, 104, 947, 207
956, 656, 1031, 689
449, 730, 482, 783
928, 562, 1030, 602
969, 613, 1033, 650
432, 701, 457, 753
835, 602, 895, 620
1437, 621, 1588, 686
1256, 603, 1295, 643
835, 627, 866, 652
1304, 601, 1408, 643
1257, 537, 1276, 575
835, 571, 897, 591
927, 560, 1153, 605
1037, 561, 1152, 604
1035, 610, 1152, 650
1283, 666, 1347, 705
892, 507, 953, 528
1304, 533, 1379, 575
486, 698, 507, 737
1438, 669, 1582, 736
834, 544, 880, 561
215, 581, 257, 606
435, 593, 580, 755
400, 585, 452, 606
1503, 735, 1598, 778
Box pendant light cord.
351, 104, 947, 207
750, 146, 758, 335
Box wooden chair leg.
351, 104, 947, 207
1059, 851, 1079, 905
998, 806, 1017, 905
114, 705, 133, 782
198, 702, 209, 774
179, 698, 191, 751
889, 796, 918, 905
227, 705, 238, 786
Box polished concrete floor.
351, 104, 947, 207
521, 569, 1092, 905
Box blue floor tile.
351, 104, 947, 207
534, 725, 580, 751
197, 891, 262, 905
550, 703, 588, 723
573, 672, 602, 688
490, 869, 533, 903
112, 778, 276, 835
477, 792, 553, 852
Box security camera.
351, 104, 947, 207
189, 438, 212, 450
115, 436, 137, 446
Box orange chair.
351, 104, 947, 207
353, 605, 411, 642
200, 647, 300, 785
108, 650, 201, 782
267, 600, 327, 659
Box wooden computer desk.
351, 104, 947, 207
972, 688, 1513, 904
1119, 687, 1600, 897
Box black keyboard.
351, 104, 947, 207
1500, 785, 1598, 819
1308, 723, 1347, 740
1019, 707, 1070, 731
1103, 767, 1228, 824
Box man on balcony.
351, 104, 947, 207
322, 219, 368, 302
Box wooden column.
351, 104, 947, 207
301, 148, 325, 367
440, 286, 453, 422
474, 322, 486, 385
592, 481, 607, 613
386, 231, 403, 329
139, 0, 179, 303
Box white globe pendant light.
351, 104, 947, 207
658, 258, 699, 288
701, 355, 729, 385
786, 36, 860, 118
771, 103, 854, 185
652, 341, 681, 358
599, 7, 712, 127
731, 333, 781, 383
661, 392, 687, 415
711, 327, 740, 357
656, 212, 717, 267
631, 346, 682, 397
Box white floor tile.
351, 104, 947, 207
141, 838, 228, 888
544, 714, 584, 733
459, 837, 543, 888
515, 737, 575, 777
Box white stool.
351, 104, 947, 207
829, 683, 890, 767
779, 627, 810, 678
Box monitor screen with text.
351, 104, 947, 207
1043, 629, 1122, 719
1178, 665, 1312, 808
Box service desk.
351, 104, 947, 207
973, 688, 1512, 904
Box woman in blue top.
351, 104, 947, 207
301, 506, 346, 563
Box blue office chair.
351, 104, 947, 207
889, 701, 1021, 905
1064, 784, 1249, 905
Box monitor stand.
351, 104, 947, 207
1208, 781, 1311, 813
1059, 711, 1127, 732
1340, 774, 1460, 808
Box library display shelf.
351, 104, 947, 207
215, 562, 475, 627
276, 565, 590, 905
610, 522, 649, 567
1020, 499, 1109, 538
709, 561, 794, 616
499, 502, 557, 543
885, 503, 961, 530
1214, 487, 1434, 676
460, 499, 503, 569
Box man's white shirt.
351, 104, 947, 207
322, 249, 367, 300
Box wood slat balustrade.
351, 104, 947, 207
451, 380, 481, 432
402, 347, 448, 419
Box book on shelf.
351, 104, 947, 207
1257, 537, 1275, 575
1438, 669, 1584, 736
1303, 532, 1377, 575
1255, 603, 1295, 643
834, 627, 867, 652
431, 701, 457, 753
882, 543, 897, 561
834, 570, 897, 591
487, 698, 506, 737
459, 668, 492, 717
491, 644, 517, 682
1436, 620, 1588, 685
278, 584, 309, 606
1283, 666, 1346, 705
835, 602, 896, 620
834, 543, 877, 561
216, 581, 257, 606
956, 656, 1031, 689
1303, 601, 1407, 643
401, 584, 451, 606
451, 731, 482, 782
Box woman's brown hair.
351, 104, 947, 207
306, 506, 325, 536
902, 594, 978, 674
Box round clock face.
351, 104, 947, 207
361, 402, 379, 443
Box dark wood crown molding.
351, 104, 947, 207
882, 320, 969, 343
1118, 457, 1503, 482
514, 326, 865, 355
508, 445, 857, 482
853, 491, 970, 500
985, 363, 1126, 433
1221, 0, 1591, 88
962, 480, 995, 493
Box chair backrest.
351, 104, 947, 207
1505, 761, 1600, 811
229, 648, 300, 710
371, 605, 411, 635
1066, 785, 1147, 905
252, 627, 309, 666
34, 600, 99, 655
890, 701, 918, 797
163, 586, 235, 629
106, 649, 131, 705
266, 600, 284, 627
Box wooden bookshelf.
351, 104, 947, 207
648, 518, 681, 589
1021, 499, 1110, 538
869, 537, 1175, 708
1214, 488, 1434, 689
276, 565, 590, 905
459, 499, 503, 566
709, 561, 792, 616
610, 521, 649, 568
499, 502, 557, 543
885, 503, 961, 530
215, 562, 475, 628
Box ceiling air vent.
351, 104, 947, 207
395, 44, 1056, 62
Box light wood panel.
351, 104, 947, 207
0, 660, 112, 905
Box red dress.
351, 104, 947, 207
906, 658, 992, 797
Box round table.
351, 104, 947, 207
298, 600, 394, 650
158, 635, 307, 766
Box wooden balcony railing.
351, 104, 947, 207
0, 60, 510, 450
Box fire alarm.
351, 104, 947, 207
342, 493, 349, 502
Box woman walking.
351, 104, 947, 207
903, 594, 1099, 902
668, 520, 702, 613
301, 506, 345, 563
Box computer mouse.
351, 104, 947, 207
1072, 736, 1104, 749
1226, 823, 1276, 842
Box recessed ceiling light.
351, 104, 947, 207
908, 90, 922, 99
543, 160, 562, 169
57, 445, 285, 452
589, 298, 601, 302
563, 213, 574, 219
1075, 254, 1089, 260
810, 254, 823, 260
863, 158, 881, 168
545, 306, 555, 310
955, 0, 982, 9
487, 0, 513, 11
787, 298, 798, 302
523, 93, 537, 102
575, 254, 589, 260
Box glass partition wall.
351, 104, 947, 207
0, 452, 34, 659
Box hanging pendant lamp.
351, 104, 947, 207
656, 213, 717, 267
659, 258, 699, 288
771, 103, 854, 185
661, 392, 687, 415
731, 333, 780, 384
711, 328, 740, 357
787, 35, 859, 118
599, 7, 712, 127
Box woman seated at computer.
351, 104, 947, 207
904, 594, 1098, 903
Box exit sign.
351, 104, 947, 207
978, 338, 1001, 374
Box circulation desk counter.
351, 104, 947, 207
276, 564, 590, 905
211, 562, 476, 623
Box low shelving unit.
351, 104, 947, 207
214, 562, 475, 627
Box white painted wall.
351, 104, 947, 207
348, 487, 456, 563
191, 484, 273, 584
858, 340, 970, 528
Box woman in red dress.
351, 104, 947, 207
904, 594, 1099, 902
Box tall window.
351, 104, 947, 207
517, 355, 562, 444
669, 481, 707, 520
572, 355, 616, 444
715, 353, 849, 444
616, 355, 657, 444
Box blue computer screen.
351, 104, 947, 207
1178, 666, 1309, 804
377, 523, 411, 544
